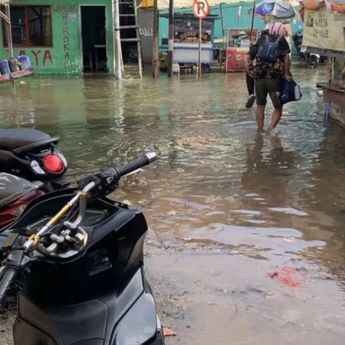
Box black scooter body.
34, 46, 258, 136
8, 189, 164, 345
14, 269, 163, 345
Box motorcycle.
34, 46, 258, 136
0, 128, 68, 192
300, 46, 320, 69
0, 152, 165, 345
0, 173, 44, 229
292, 30, 322, 69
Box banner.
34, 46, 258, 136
303, 8, 345, 52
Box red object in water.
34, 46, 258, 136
163, 327, 177, 337
268, 267, 305, 288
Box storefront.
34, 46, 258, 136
0, 0, 115, 74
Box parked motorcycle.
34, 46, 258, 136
0, 152, 165, 345
292, 30, 322, 69
0, 173, 44, 229
0, 128, 68, 192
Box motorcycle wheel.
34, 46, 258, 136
307, 55, 319, 69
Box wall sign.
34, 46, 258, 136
303, 8, 345, 53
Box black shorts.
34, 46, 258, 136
255, 78, 282, 108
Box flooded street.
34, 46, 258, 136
1, 67, 345, 344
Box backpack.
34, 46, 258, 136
256, 35, 282, 63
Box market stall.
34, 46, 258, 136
160, 13, 218, 70
225, 28, 258, 72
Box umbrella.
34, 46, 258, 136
255, 0, 297, 19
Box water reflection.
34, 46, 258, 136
1, 71, 345, 343
241, 132, 297, 210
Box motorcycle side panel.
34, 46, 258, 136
14, 269, 159, 345
113, 290, 157, 345
13, 318, 58, 345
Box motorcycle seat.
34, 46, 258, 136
0, 173, 42, 208
0, 128, 58, 153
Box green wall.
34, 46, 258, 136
0, 0, 114, 74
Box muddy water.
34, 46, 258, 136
1, 68, 345, 345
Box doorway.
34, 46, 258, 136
81, 6, 107, 72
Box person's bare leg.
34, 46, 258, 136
256, 105, 265, 131
269, 106, 283, 130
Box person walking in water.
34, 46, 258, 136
244, 24, 271, 109
247, 22, 292, 132
245, 72, 256, 108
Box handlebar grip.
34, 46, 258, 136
0, 268, 17, 304
116, 152, 157, 177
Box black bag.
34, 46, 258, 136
280, 79, 302, 105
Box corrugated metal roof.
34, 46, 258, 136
139, 0, 300, 10
139, 0, 255, 9
159, 0, 254, 8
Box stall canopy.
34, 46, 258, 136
140, 0, 258, 9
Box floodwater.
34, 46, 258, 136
1, 68, 345, 345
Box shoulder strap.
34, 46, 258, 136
274, 35, 283, 44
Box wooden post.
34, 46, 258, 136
198, 17, 201, 77
219, 3, 224, 40
168, 0, 174, 77
113, 0, 123, 80
249, 0, 256, 44
0, 3, 13, 58
152, 0, 159, 78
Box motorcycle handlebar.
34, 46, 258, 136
116, 152, 157, 178
0, 267, 17, 304
78, 152, 157, 192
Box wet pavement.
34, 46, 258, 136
1, 67, 345, 345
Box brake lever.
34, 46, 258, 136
77, 167, 119, 196
96, 167, 119, 193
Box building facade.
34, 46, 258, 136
0, 1, 305, 75
0, 0, 115, 74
